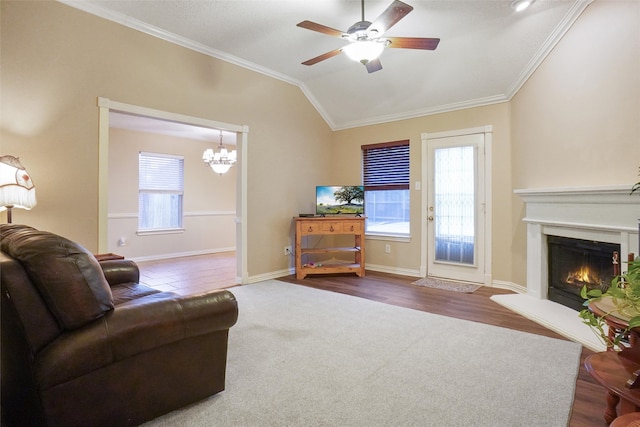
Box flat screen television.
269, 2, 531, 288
316, 185, 364, 216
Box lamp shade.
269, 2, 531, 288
0, 155, 37, 212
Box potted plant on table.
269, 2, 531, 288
579, 168, 640, 350
579, 257, 640, 351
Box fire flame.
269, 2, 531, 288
566, 265, 601, 285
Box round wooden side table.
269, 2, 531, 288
611, 411, 640, 427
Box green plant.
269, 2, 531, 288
579, 259, 640, 350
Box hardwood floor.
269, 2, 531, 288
138, 252, 237, 295
139, 255, 607, 426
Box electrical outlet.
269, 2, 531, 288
284, 246, 292, 256
385, 244, 391, 254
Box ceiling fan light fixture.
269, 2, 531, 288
343, 41, 384, 64
511, 0, 535, 12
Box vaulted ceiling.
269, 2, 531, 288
63, 0, 592, 130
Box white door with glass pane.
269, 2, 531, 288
424, 131, 487, 284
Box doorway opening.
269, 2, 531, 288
97, 97, 248, 284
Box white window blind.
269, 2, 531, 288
138, 152, 184, 231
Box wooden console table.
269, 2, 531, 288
295, 216, 365, 280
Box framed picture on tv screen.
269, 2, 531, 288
316, 185, 364, 215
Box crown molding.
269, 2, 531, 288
59, 0, 594, 132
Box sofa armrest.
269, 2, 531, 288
34, 289, 238, 389
99, 259, 140, 286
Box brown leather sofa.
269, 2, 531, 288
0, 224, 239, 427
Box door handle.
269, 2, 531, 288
428, 216, 434, 221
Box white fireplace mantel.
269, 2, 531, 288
515, 185, 640, 299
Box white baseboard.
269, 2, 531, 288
366, 263, 423, 277
246, 268, 295, 284
490, 280, 527, 294
130, 247, 235, 263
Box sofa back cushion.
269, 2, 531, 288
1, 225, 114, 330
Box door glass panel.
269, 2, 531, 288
434, 146, 475, 265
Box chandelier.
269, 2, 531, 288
202, 130, 237, 175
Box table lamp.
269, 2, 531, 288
0, 155, 37, 223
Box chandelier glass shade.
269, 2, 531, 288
203, 131, 237, 175
343, 41, 385, 64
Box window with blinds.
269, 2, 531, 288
361, 140, 410, 236
138, 152, 184, 231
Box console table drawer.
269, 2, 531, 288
299, 221, 343, 234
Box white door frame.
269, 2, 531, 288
420, 126, 492, 285
97, 97, 249, 284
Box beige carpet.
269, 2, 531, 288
143, 280, 581, 427
412, 276, 482, 293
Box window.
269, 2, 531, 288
362, 140, 410, 236
138, 152, 184, 232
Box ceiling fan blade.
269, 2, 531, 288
368, 0, 413, 35
386, 37, 440, 50
301, 48, 343, 66
365, 58, 383, 73
296, 20, 344, 38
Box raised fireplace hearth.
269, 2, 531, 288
516, 185, 640, 305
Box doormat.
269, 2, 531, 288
412, 277, 482, 293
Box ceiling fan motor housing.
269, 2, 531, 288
343, 21, 377, 41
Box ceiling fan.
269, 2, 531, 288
297, 0, 440, 73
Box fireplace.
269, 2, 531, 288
547, 235, 620, 311
515, 185, 640, 301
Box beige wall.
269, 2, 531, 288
331, 104, 512, 281
108, 127, 237, 260
0, 1, 332, 278
2, 0, 638, 286
510, 0, 640, 287
332, 0, 640, 288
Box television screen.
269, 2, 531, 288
316, 186, 364, 215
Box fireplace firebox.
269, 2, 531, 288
547, 236, 620, 311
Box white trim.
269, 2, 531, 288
98, 97, 245, 134
504, 0, 593, 100
420, 125, 493, 141
136, 228, 185, 236
245, 268, 295, 284
130, 247, 235, 263
138, 151, 184, 160
366, 263, 422, 278
420, 126, 493, 285
339, 98, 508, 131
491, 280, 527, 294
64, 1, 592, 131
365, 234, 411, 243
515, 185, 640, 300
108, 211, 236, 219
